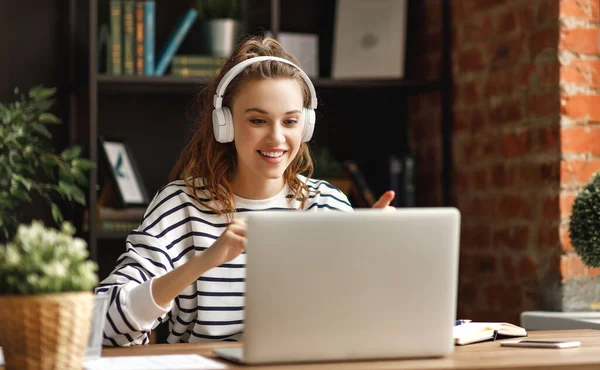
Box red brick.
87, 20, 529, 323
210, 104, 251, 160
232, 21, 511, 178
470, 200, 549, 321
539, 61, 560, 87
560, 191, 577, 218
537, 0, 560, 25
458, 80, 482, 106
560, 28, 600, 54
528, 92, 559, 118
561, 59, 600, 88
561, 125, 600, 156
461, 15, 495, 44
502, 255, 517, 280
497, 195, 534, 219
489, 100, 524, 124
543, 194, 560, 220
517, 63, 536, 88
493, 225, 530, 252
560, 253, 588, 281
453, 108, 472, 133
502, 130, 533, 157
560, 0, 600, 22
491, 163, 517, 188
471, 108, 488, 131
472, 169, 488, 189
498, 8, 518, 34
516, 5, 536, 32
538, 125, 560, 152
490, 35, 526, 69
560, 223, 574, 253
560, 158, 600, 185
458, 47, 486, 73
517, 255, 539, 281
589, 266, 600, 278
529, 26, 559, 58
485, 69, 515, 97
537, 224, 560, 251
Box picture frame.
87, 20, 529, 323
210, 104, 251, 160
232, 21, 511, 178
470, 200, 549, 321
99, 137, 150, 207
332, 0, 408, 79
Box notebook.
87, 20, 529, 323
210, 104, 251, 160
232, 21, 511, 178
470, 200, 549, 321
453, 322, 528, 345
213, 208, 461, 364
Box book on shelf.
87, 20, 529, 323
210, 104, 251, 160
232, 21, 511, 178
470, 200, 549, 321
154, 8, 198, 76
123, 0, 135, 75
453, 322, 527, 346
83, 206, 146, 233
171, 54, 227, 68
170, 66, 220, 78
101, 0, 155, 76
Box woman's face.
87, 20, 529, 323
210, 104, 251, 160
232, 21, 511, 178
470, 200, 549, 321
231, 78, 305, 185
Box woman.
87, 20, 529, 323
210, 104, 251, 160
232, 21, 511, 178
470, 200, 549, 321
96, 36, 394, 346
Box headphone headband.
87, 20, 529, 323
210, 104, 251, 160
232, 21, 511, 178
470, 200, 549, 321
212, 56, 318, 110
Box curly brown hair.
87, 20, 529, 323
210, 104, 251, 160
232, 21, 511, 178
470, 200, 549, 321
169, 36, 315, 218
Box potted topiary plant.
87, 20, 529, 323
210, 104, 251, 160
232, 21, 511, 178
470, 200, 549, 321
569, 172, 600, 268
195, 0, 241, 57
0, 221, 98, 370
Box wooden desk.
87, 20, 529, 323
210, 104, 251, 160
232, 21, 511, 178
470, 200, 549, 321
98, 330, 600, 370
2, 330, 599, 370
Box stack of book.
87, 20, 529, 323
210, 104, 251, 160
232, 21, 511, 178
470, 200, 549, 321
83, 207, 146, 233
170, 55, 227, 77
101, 1, 205, 77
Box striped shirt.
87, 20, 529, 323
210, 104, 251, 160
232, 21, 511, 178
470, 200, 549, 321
95, 175, 353, 346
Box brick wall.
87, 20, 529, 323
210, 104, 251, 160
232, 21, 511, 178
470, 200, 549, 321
559, 0, 600, 310
410, 0, 600, 323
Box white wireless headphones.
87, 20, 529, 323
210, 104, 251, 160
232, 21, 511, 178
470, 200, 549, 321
212, 56, 318, 143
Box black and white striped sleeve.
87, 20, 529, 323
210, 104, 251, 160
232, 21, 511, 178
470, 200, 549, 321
94, 231, 173, 347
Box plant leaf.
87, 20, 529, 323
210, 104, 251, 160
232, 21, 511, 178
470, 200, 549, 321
60, 146, 82, 161
51, 202, 63, 224
38, 113, 60, 124
30, 122, 52, 138
71, 186, 86, 205
72, 158, 95, 171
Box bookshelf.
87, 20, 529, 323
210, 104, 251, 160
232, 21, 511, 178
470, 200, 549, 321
74, 0, 452, 279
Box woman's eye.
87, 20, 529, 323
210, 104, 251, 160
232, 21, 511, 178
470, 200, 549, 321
284, 119, 298, 125
250, 119, 266, 124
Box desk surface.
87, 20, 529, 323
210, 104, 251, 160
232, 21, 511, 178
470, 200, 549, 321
98, 330, 600, 370
2, 330, 600, 370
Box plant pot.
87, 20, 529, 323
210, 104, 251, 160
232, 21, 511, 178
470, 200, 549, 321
0, 292, 94, 370
203, 19, 241, 58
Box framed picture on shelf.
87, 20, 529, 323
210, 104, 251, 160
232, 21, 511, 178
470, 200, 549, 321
99, 137, 149, 207
332, 0, 408, 79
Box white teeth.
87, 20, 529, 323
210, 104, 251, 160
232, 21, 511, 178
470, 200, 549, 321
260, 151, 284, 158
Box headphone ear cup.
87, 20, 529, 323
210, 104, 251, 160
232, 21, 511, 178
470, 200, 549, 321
212, 107, 234, 143
302, 108, 316, 142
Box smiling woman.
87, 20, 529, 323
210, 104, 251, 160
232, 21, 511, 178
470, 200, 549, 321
93, 35, 394, 347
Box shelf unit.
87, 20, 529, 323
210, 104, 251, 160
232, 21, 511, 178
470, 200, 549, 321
76, 0, 452, 272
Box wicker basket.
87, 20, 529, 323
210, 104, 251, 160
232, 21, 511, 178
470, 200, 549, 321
0, 291, 94, 370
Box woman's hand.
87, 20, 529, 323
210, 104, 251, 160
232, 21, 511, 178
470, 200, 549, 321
372, 190, 396, 211
203, 218, 248, 268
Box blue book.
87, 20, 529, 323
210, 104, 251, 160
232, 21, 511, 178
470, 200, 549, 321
143, 0, 156, 75
154, 8, 198, 76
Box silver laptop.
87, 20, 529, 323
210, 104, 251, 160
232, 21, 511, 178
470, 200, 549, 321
213, 208, 461, 365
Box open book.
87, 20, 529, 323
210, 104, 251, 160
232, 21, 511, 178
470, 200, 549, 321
453, 322, 527, 345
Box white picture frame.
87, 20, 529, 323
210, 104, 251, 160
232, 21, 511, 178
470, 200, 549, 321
332, 0, 408, 79
100, 138, 149, 207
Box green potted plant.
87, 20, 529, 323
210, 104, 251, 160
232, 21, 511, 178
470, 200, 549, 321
0, 86, 98, 370
0, 221, 98, 370
0, 86, 94, 242
570, 171, 600, 267
195, 0, 241, 57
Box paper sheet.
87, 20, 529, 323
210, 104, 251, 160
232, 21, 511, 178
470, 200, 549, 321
84, 354, 227, 370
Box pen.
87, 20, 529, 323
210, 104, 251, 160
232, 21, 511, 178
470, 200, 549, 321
455, 319, 472, 326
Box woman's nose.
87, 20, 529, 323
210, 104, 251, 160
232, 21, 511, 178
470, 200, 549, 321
267, 122, 285, 144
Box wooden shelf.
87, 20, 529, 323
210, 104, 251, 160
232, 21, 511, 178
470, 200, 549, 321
96, 75, 441, 94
